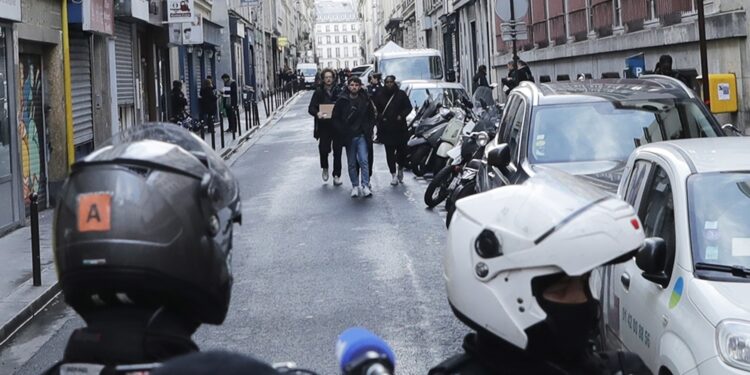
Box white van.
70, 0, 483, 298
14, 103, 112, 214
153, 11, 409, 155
296, 63, 318, 89
372, 42, 444, 82
599, 138, 750, 375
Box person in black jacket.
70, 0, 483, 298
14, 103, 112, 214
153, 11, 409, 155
221, 73, 238, 133
199, 78, 218, 130
472, 65, 490, 93
502, 60, 535, 95
332, 76, 376, 198
374, 75, 412, 186
308, 68, 344, 185
170, 80, 188, 122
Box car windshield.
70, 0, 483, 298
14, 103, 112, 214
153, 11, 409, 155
379, 56, 443, 80
688, 172, 750, 271
300, 68, 317, 77
409, 88, 469, 109
528, 99, 719, 164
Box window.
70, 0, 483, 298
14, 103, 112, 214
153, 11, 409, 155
507, 102, 526, 162
327, 48, 331, 58
352, 35, 357, 43
326, 25, 330, 32
499, 96, 521, 144
326, 36, 331, 44
639, 166, 676, 279
344, 48, 348, 57
334, 25, 339, 32
624, 161, 653, 208
352, 47, 357, 56
335, 47, 340, 57
614, 0, 622, 26
343, 35, 348, 43
327, 61, 332, 67
317, 37, 322, 44
335, 36, 340, 43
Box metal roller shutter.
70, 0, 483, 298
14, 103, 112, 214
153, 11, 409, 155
69, 31, 94, 145
115, 21, 135, 105
193, 52, 202, 92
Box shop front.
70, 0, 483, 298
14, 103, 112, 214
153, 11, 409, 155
0, 1, 21, 234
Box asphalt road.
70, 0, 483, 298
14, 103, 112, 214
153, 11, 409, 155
0, 91, 467, 375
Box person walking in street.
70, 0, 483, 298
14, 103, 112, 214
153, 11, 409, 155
221, 73, 238, 133
472, 65, 490, 93
374, 75, 412, 186
366, 73, 383, 98
199, 78, 218, 130
308, 68, 344, 185
333, 77, 376, 198
170, 80, 188, 123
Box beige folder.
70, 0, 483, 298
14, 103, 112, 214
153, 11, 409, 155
319, 104, 334, 119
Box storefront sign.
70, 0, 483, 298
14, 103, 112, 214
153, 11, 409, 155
167, 0, 194, 23
278, 37, 288, 47
0, 0, 20, 22
69, 0, 114, 35
169, 14, 203, 45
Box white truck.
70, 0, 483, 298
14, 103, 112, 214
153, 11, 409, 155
372, 42, 444, 82
296, 63, 318, 89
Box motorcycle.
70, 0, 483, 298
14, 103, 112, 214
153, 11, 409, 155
406, 96, 455, 177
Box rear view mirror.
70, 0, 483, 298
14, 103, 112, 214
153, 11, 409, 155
635, 237, 670, 287
722, 123, 743, 136
487, 144, 510, 170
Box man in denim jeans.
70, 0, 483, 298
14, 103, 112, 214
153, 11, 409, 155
333, 77, 376, 198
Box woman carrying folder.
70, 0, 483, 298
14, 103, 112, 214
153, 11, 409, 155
308, 68, 344, 185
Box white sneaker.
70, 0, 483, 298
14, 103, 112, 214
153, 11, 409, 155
351, 187, 360, 198
397, 168, 404, 183
362, 186, 372, 197
390, 174, 399, 186
333, 176, 342, 186
322, 168, 329, 182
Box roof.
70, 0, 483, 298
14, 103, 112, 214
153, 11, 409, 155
641, 138, 750, 174
374, 48, 441, 58
530, 77, 694, 105
373, 41, 405, 55
401, 80, 465, 90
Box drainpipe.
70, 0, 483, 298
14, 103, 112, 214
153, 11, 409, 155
62, 0, 75, 168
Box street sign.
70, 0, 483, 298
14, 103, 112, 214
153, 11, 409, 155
495, 0, 529, 22
502, 31, 528, 41
500, 22, 527, 33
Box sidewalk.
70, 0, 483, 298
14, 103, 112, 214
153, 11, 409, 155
0, 91, 304, 347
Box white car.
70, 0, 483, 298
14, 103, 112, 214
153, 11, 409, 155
600, 137, 750, 374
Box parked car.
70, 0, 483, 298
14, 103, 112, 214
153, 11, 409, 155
401, 80, 472, 125
476, 75, 724, 195
598, 137, 750, 375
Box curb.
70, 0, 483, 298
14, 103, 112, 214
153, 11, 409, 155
0, 268, 61, 347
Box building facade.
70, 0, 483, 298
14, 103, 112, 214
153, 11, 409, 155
315, 0, 363, 70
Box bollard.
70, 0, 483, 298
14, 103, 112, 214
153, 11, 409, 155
30, 193, 41, 287
253, 102, 260, 126
235, 107, 241, 138
210, 116, 216, 150
245, 105, 250, 129
263, 92, 269, 117
220, 113, 225, 149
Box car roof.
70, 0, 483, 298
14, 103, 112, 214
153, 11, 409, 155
640, 138, 750, 174
376, 49, 441, 58
351, 64, 372, 71
523, 76, 695, 106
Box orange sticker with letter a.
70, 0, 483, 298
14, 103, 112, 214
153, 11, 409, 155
77, 193, 112, 232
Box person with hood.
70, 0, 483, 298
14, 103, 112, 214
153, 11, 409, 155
654, 54, 690, 86
472, 65, 490, 93
374, 75, 412, 186
308, 68, 344, 185
170, 80, 188, 122
332, 77, 376, 198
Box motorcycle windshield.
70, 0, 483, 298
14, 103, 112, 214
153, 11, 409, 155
472, 87, 494, 109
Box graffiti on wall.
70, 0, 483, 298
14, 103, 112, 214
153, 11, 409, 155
18, 54, 46, 205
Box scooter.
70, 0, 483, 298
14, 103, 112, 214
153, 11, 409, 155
406, 105, 454, 177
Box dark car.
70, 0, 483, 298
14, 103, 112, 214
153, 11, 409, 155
477, 75, 725, 194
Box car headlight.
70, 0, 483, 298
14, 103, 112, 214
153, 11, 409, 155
476, 132, 489, 147
717, 320, 750, 371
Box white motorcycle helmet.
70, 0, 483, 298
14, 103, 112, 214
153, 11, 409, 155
444, 167, 644, 351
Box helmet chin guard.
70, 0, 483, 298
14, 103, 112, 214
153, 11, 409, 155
443, 167, 644, 349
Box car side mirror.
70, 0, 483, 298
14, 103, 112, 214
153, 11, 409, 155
487, 144, 510, 170
635, 237, 670, 287
722, 123, 743, 136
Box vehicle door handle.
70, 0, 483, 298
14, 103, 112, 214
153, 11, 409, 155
621, 272, 631, 291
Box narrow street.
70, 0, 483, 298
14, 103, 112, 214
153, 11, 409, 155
0, 92, 467, 374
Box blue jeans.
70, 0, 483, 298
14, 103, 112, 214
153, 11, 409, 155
346, 135, 370, 187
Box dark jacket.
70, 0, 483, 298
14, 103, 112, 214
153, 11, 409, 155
170, 88, 188, 120
472, 72, 489, 92
199, 86, 218, 116
332, 91, 376, 140
222, 80, 238, 108
308, 84, 342, 139
374, 88, 412, 145
428, 333, 650, 375
367, 83, 383, 98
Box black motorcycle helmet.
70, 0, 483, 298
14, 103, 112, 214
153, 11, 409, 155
53, 123, 241, 325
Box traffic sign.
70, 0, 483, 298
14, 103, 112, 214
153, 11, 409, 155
495, 0, 529, 22
502, 31, 528, 41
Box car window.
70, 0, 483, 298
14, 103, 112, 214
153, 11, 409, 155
624, 160, 653, 207
639, 166, 676, 279
498, 96, 520, 144
527, 99, 720, 164
508, 101, 526, 162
